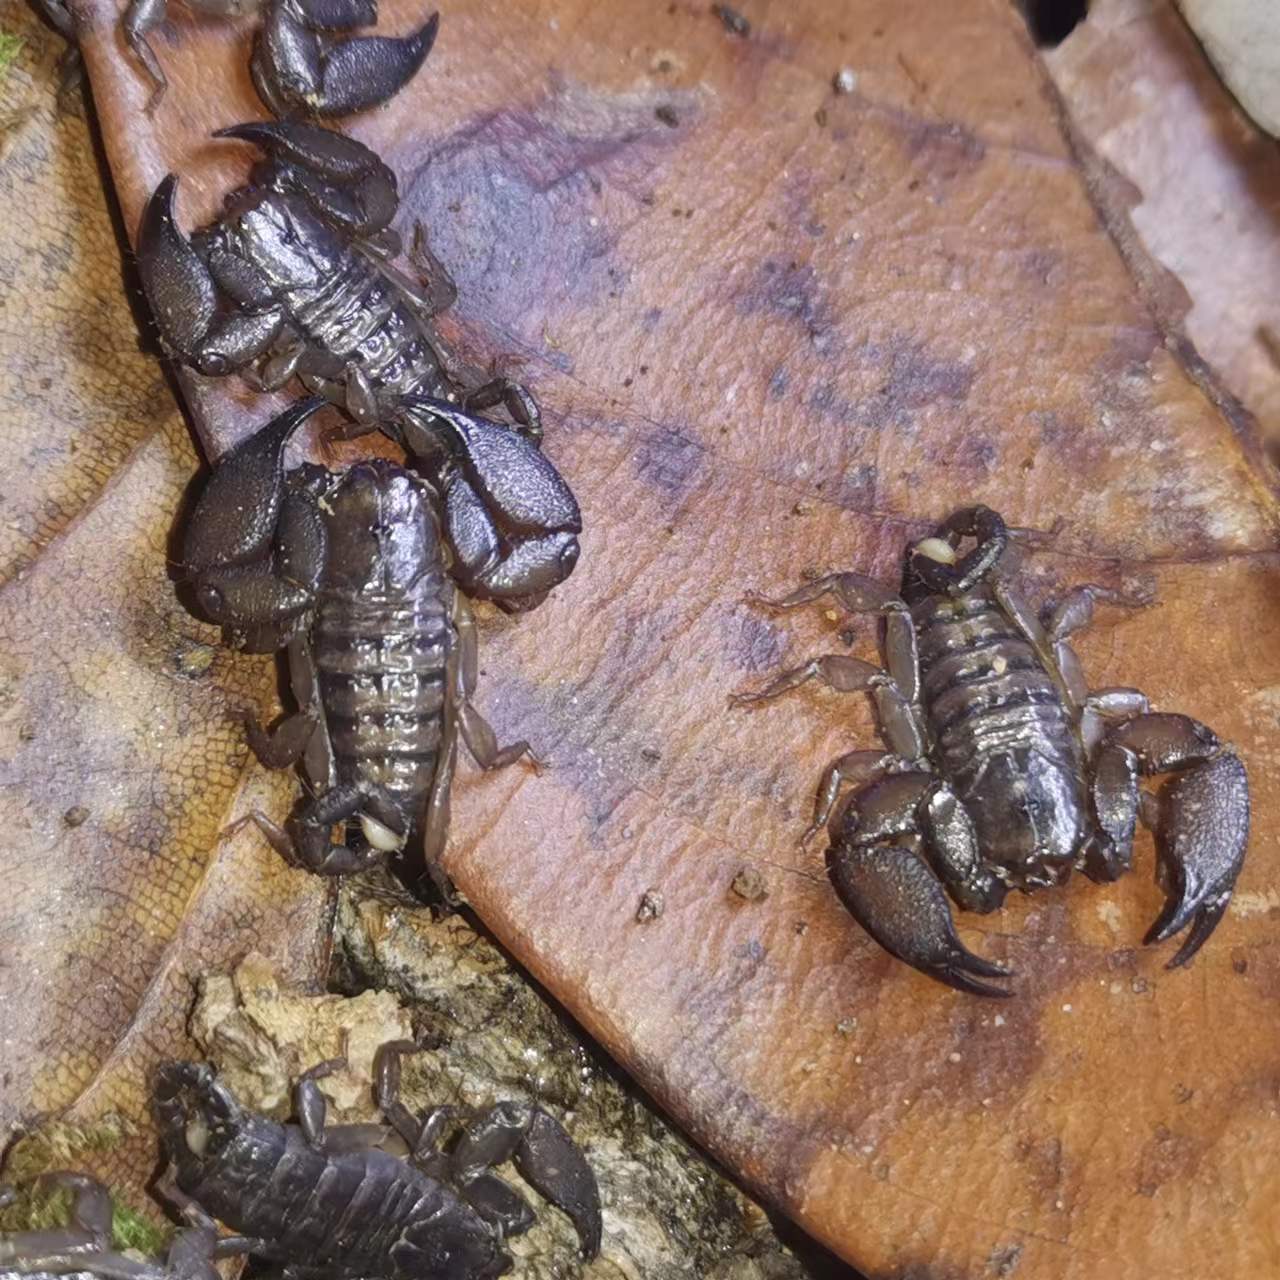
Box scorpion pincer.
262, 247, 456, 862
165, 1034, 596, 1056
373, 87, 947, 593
181, 396, 580, 903
33, 0, 438, 119
137, 120, 540, 436
733, 505, 1250, 996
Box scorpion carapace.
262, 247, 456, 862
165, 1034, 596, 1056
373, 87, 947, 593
181, 397, 578, 903
733, 505, 1250, 996
137, 120, 540, 436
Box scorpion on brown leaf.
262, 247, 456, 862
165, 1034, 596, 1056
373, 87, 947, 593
182, 394, 580, 904
732, 506, 1250, 996
138, 120, 540, 438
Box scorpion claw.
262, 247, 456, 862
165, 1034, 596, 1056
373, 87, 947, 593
252, 4, 438, 119
829, 843, 1014, 997
217, 120, 398, 233
1145, 750, 1249, 966
137, 175, 218, 369
451, 1103, 602, 1260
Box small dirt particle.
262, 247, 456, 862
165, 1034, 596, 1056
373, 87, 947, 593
636, 889, 665, 923
18, 724, 35, 742
62, 805, 90, 828
655, 104, 680, 128
730, 866, 768, 901
835, 1016, 857, 1036
833, 67, 858, 94
712, 4, 750, 36
814, 107, 828, 127
1131, 975, 1149, 994
640, 746, 662, 762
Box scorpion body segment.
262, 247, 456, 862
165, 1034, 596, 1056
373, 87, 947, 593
733, 506, 1250, 995
912, 584, 1085, 887
182, 398, 575, 901
138, 121, 539, 435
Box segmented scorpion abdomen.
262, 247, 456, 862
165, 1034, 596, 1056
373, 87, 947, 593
186, 1120, 456, 1266
313, 565, 455, 808
913, 585, 1080, 780
288, 245, 444, 396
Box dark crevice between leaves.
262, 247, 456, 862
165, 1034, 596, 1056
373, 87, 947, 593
1017, 0, 1089, 47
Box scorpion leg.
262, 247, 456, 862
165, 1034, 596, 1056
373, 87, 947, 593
372, 1041, 465, 1175
730, 655, 927, 765
802, 749, 904, 847
244, 710, 320, 769
121, 0, 169, 113
454, 597, 542, 774
293, 1053, 349, 1149
829, 773, 1012, 996
1088, 712, 1249, 966
409, 222, 459, 314
0, 1173, 210, 1280
450, 1103, 603, 1259
465, 377, 543, 440
743, 570, 920, 698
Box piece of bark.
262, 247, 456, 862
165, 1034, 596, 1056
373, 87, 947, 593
20, 0, 1280, 1275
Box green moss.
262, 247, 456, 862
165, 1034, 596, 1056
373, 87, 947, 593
1, 1115, 172, 1255
111, 1202, 171, 1256
0, 34, 23, 82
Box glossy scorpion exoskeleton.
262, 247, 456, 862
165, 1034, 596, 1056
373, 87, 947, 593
0, 1046, 602, 1279
732, 506, 1250, 996
138, 120, 540, 437
33, 0, 437, 119
183, 395, 580, 902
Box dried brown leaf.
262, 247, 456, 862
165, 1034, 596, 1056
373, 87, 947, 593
20, 0, 1280, 1274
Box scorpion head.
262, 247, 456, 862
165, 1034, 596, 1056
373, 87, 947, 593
153, 1061, 245, 1172
903, 505, 1009, 602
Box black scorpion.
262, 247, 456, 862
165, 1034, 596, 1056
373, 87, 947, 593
183, 396, 580, 902
0, 1044, 601, 1279
138, 120, 540, 438
733, 506, 1250, 995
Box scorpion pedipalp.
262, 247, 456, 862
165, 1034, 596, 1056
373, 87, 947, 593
217, 120, 399, 233
398, 397, 582, 605
138, 176, 287, 375
1089, 713, 1249, 968
252, 3, 440, 120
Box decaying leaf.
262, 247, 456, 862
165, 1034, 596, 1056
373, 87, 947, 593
9, 0, 1280, 1276
0, 5, 332, 1210
1046, 0, 1280, 448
